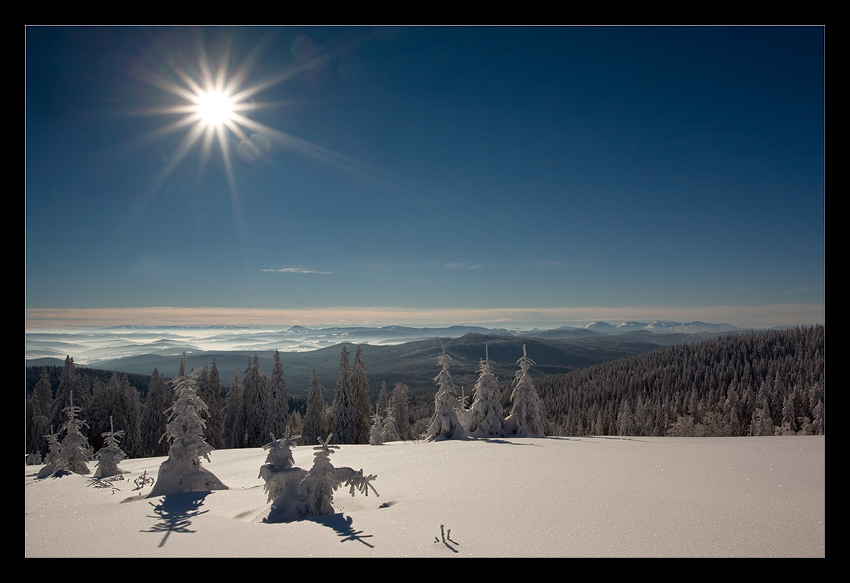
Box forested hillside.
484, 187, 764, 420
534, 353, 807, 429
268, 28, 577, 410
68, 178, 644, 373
25, 325, 824, 463
538, 325, 824, 437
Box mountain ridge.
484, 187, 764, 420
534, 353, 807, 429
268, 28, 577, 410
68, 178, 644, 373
26, 322, 761, 397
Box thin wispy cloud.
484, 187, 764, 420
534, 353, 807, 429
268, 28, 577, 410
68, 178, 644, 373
443, 262, 482, 270
262, 267, 332, 274
525, 260, 578, 268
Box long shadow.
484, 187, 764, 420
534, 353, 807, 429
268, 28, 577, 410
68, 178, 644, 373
310, 513, 375, 548
545, 435, 650, 443
478, 437, 544, 447
141, 492, 210, 548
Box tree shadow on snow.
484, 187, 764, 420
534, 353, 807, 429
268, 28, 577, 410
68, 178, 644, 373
546, 435, 650, 443
141, 492, 211, 548
478, 437, 544, 447
309, 513, 375, 548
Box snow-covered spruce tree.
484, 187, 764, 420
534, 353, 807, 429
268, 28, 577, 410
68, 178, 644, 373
117, 372, 143, 458
263, 350, 290, 442
242, 354, 269, 448
351, 345, 373, 444
301, 367, 326, 446
381, 406, 401, 443
56, 391, 92, 475
504, 345, 546, 437
332, 346, 358, 444
93, 416, 128, 479
377, 381, 390, 419
139, 368, 173, 457
297, 434, 379, 518
48, 356, 88, 440
466, 345, 504, 438
199, 359, 225, 449
27, 368, 54, 458
258, 429, 305, 512
425, 347, 467, 441
299, 435, 339, 516
36, 426, 62, 478
223, 368, 245, 449
369, 406, 384, 445
390, 382, 411, 440
148, 353, 227, 497
87, 371, 140, 456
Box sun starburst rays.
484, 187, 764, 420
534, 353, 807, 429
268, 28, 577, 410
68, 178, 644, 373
134, 42, 287, 204
133, 31, 427, 224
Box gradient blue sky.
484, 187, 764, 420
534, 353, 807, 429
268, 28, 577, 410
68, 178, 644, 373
25, 26, 824, 329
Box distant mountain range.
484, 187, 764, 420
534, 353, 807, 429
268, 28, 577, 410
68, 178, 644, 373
25, 321, 762, 397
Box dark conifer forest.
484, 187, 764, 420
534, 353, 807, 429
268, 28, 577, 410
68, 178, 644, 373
25, 325, 824, 461
537, 325, 824, 437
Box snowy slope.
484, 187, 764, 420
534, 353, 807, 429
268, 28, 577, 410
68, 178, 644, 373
25, 436, 825, 558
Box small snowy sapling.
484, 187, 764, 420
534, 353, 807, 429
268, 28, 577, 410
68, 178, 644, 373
55, 392, 91, 475
93, 416, 128, 479
261, 433, 379, 523
36, 426, 62, 479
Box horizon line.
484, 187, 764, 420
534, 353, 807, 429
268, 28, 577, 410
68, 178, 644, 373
25, 304, 825, 331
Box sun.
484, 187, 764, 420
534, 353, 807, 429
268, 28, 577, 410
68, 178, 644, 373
135, 34, 292, 200
195, 88, 237, 127
135, 30, 386, 209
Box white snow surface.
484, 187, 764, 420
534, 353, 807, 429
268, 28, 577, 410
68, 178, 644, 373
25, 436, 825, 557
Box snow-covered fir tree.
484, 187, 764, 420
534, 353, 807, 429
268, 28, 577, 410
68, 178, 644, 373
263, 350, 290, 442
56, 391, 92, 475
425, 347, 467, 441
466, 345, 505, 438
93, 416, 128, 479
351, 346, 373, 444
504, 345, 546, 437
139, 368, 173, 458
301, 366, 327, 446
332, 346, 358, 444
148, 353, 227, 497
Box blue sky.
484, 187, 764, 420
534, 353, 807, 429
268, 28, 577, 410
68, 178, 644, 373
25, 26, 824, 329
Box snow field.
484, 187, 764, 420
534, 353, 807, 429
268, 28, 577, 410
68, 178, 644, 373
25, 435, 825, 557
